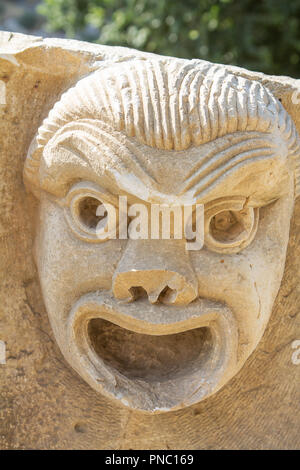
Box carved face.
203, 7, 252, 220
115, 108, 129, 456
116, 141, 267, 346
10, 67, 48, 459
24, 59, 299, 412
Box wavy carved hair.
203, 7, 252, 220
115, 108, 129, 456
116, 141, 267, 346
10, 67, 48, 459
24, 58, 300, 197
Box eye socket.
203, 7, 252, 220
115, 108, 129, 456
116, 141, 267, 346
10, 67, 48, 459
210, 210, 246, 243
78, 196, 107, 230
204, 198, 259, 254
64, 183, 117, 243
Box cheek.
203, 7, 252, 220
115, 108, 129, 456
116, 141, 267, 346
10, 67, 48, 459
35, 198, 125, 324
191, 195, 293, 356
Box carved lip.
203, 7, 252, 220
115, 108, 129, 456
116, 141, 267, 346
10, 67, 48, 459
67, 292, 238, 412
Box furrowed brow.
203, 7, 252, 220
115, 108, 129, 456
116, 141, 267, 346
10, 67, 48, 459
40, 120, 158, 197
179, 132, 286, 201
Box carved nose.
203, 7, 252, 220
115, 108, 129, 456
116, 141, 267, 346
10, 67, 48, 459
112, 239, 198, 305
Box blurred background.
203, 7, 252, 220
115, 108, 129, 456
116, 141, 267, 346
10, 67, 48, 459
0, 0, 300, 77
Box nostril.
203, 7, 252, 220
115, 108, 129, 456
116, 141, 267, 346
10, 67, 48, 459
129, 286, 148, 301
113, 270, 197, 305
158, 286, 177, 304
128, 285, 177, 304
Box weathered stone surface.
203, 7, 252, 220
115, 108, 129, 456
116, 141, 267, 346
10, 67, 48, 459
0, 32, 299, 449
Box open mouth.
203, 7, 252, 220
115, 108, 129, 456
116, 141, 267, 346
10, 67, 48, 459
67, 293, 238, 412
88, 319, 214, 381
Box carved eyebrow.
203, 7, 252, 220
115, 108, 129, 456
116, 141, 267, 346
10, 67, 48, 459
179, 133, 281, 199
74, 121, 155, 179
41, 119, 287, 206
41, 120, 158, 196
182, 132, 276, 182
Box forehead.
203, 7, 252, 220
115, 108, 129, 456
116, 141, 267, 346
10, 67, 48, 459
24, 59, 300, 203
130, 132, 281, 191
40, 122, 293, 207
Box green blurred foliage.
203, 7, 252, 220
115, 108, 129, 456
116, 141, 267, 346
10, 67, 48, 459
38, 0, 300, 77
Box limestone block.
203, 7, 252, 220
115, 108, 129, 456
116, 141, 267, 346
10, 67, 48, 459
0, 32, 299, 449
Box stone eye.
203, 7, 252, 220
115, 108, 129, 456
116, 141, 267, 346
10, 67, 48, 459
204, 198, 259, 254
210, 210, 244, 242
64, 183, 116, 243
78, 196, 107, 231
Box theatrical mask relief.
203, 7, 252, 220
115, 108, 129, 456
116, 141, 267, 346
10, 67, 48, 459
23, 58, 300, 412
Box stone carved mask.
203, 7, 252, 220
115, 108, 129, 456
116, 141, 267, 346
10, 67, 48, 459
24, 58, 300, 412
